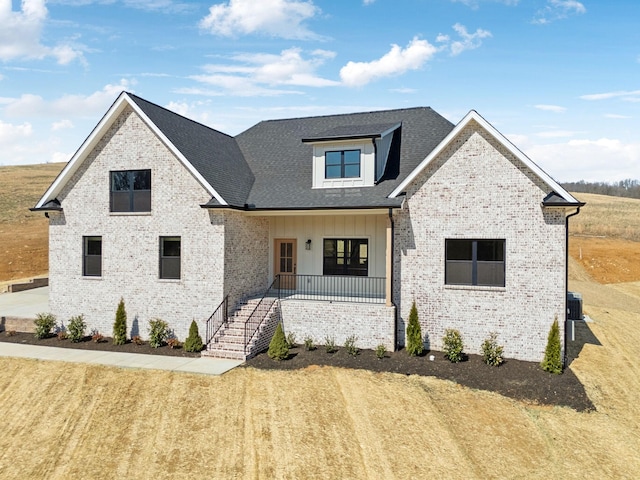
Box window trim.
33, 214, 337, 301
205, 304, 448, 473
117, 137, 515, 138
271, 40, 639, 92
324, 149, 361, 179
110, 169, 151, 213
322, 238, 369, 276
445, 239, 505, 287
159, 236, 181, 280
83, 236, 102, 277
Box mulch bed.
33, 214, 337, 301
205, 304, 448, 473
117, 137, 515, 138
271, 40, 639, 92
0, 332, 594, 412
0, 331, 201, 358
243, 345, 596, 412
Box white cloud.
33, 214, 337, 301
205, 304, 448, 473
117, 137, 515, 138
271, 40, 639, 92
0, 0, 85, 64
448, 23, 492, 55
450, 0, 519, 8
3, 79, 133, 118
604, 113, 631, 119
535, 104, 567, 113
0, 120, 32, 142
580, 90, 640, 101
189, 48, 338, 96
536, 130, 579, 138
363, 0, 375, 5
533, 0, 586, 25
199, 0, 321, 39
390, 87, 418, 94
340, 37, 438, 87
52, 119, 74, 131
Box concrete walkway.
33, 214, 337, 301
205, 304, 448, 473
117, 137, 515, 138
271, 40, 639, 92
0, 342, 243, 375
0, 286, 49, 318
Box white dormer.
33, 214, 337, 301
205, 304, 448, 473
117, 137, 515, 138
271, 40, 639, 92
302, 122, 401, 189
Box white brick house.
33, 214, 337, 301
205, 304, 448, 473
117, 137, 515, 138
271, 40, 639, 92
33, 92, 583, 362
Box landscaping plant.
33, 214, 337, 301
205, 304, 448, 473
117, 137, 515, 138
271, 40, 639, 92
286, 331, 297, 349
267, 322, 289, 360
113, 298, 127, 345
375, 343, 386, 359
344, 335, 359, 356
406, 301, 424, 356
481, 332, 504, 366
34, 313, 57, 339
541, 316, 563, 374
303, 335, 315, 351
184, 320, 204, 352
443, 328, 464, 363
324, 335, 337, 353
148, 318, 170, 348
67, 314, 87, 343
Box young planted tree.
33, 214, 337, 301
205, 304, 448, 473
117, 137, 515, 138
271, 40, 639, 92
541, 316, 563, 374
268, 322, 289, 361
184, 320, 204, 353
113, 298, 127, 345
406, 301, 424, 356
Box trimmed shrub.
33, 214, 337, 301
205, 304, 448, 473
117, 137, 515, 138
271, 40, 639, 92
34, 313, 57, 339
406, 301, 424, 356
443, 328, 464, 363
541, 316, 563, 374
268, 323, 289, 360
303, 335, 315, 351
286, 332, 296, 349
344, 335, 359, 356
148, 318, 169, 348
375, 344, 386, 359
113, 298, 127, 346
184, 320, 204, 353
481, 332, 504, 366
67, 314, 87, 343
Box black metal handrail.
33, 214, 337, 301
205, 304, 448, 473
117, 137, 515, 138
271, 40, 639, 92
277, 274, 385, 304
205, 294, 228, 346
244, 277, 280, 355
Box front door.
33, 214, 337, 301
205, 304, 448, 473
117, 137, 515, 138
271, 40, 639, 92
274, 239, 297, 290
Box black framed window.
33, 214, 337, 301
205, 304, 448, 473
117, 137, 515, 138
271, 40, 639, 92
83, 236, 102, 277
110, 169, 151, 212
323, 239, 368, 276
445, 239, 505, 287
325, 150, 361, 179
160, 236, 181, 279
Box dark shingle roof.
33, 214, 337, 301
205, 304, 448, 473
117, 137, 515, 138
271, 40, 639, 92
302, 122, 401, 143
128, 94, 254, 206
236, 107, 454, 209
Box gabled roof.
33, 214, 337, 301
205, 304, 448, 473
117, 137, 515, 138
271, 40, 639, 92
389, 110, 583, 206
301, 122, 401, 143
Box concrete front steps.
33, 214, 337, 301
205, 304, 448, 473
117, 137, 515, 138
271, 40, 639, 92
202, 298, 280, 361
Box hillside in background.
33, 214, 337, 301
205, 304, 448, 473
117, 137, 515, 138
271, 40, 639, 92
562, 180, 640, 199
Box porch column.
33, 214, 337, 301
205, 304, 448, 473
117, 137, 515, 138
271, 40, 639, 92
385, 213, 393, 307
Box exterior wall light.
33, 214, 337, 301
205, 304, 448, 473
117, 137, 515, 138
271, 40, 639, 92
305, 239, 312, 250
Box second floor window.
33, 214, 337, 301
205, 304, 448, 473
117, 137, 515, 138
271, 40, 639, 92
325, 150, 361, 179
110, 169, 151, 212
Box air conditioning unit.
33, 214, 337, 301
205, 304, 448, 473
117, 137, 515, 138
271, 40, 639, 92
567, 292, 583, 320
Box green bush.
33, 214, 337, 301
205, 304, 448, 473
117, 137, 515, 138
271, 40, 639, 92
375, 344, 386, 359
148, 318, 169, 348
267, 323, 289, 360
34, 313, 57, 339
286, 331, 296, 348
406, 301, 424, 356
67, 314, 87, 343
481, 332, 504, 366
184, 320, 204, 353
344, 335, 359, 356
303, 335, 315, 351
443, 328, 464, 363
541, 316, 563, 374
113, 298, 127, 346
324, 336, 337, 353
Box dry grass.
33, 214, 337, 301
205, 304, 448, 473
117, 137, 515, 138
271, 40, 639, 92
0, 163, 65, 282
569, 192, 640, 241
0, 174, 638, 478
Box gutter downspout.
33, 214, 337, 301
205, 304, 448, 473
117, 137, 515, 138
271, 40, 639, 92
388, 207, 397, 350
565, 206, 581, 367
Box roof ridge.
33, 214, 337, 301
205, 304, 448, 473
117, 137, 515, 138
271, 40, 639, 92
250, 106, 434, 126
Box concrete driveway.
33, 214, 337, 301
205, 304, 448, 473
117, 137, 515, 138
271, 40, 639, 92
0, 286, 49, 319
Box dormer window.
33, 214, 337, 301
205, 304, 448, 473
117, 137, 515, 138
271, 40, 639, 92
325, 150, 361, 179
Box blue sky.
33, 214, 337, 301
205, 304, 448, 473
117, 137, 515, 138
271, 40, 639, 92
1, 0, 638, 182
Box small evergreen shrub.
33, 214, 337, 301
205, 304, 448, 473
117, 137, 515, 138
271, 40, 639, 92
113, 298, 127, 345
481, 332, 504, 367
344, 335, 359, 356
375, 344, 386, 359
541, 316, 563, 374
443, 328, 464, 363
148, 318, 169, 348
267, 323, 289, 360
34, 313, 57, 339
184, 320, 204, 353
67, 314, 87, 343
324, 336, 337, 353
406, 301, 424, 356
303, 335, 315, 351
286, 332, 296, 348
